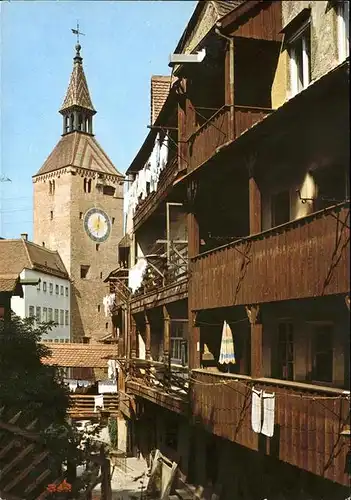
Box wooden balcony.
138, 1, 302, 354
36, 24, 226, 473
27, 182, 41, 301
68, 394, 119, 419
133, 157, 179, 231
187, 104, 273, 173
126, 359, 189, 415
190, 203, 350, 311
191, 369, 350, 486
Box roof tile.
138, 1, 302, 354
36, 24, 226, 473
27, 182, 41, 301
41, 342, 117, 368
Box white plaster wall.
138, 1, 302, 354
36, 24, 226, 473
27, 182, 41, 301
11, 268, 71, 341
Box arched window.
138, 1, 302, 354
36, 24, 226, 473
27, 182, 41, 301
78, 114, 83, 131
84, 178, 87, 192
65, 116, 69, 133
52, 180, 55, 194
87, 179, 92, 193
49, 181, 52, 195
70, 113, 74, 131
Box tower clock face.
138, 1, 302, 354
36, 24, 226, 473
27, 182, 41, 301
84, 208, 111, 242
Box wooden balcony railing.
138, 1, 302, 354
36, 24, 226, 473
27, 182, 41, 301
126, 359, 189, 414
68, 394, 119, 418
190, 203, 350, 310
191, 369, 350, 486
133, 157, 179, 231
187, 104, 273, 173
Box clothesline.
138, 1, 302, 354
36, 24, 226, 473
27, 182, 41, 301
188, 376, 349, 401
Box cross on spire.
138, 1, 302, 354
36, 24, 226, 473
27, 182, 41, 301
71, 21, 85, 44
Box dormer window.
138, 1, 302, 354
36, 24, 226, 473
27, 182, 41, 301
337, 0, 350, 62
288, 21, 311, 97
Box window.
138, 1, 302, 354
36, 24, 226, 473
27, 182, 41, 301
276, 322, 294, 380
288, 20, 311, 96
80, 265, 90, 279
55, 284, 59, 295
60, 309, 64, 326
170, 322, 188, 366
102, 185, 115, 196
84, 178, 92, 193
50, 210, 53, 220
65, 286, 69, 297
37, 280, 41, 291
96, 244, 100, 251
42, 242, 45, 247
60, 285, 64, 295
43, 281, 47, 292
98, 305, 101, 312
105, 323, 109, 329
43, 307, 48, 322
271, 190, 290, 227
79, 212, 83, 219
337, 1, 350, 62
112, 217, 115, 225
65, 310, 69, 326
29, 306, 35, 318
54, 309, 59, 324
36, 306, 41, 323
48, 308, 53, 321
100, 272, 103, 279
49, 282, 53, 295
312, 324, 333, 383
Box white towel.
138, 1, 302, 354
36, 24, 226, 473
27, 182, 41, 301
94, 394, 104, 412
251, 388, 262, 433
261, 391, 275, 437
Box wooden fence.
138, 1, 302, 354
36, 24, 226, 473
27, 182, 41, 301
0, 408, 112, 500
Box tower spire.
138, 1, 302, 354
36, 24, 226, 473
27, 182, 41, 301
59, 28, 96, 136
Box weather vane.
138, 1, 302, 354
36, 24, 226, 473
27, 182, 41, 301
71, 21, 85, 44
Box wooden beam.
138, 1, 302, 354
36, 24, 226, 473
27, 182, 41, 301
130, 315, 137, 359
249, 173, 261, 235
246, 305, 262, 378
163, 306, 170, 370
144, 309, 151, 360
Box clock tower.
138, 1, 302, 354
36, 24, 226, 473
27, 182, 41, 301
33, 43, 124, 342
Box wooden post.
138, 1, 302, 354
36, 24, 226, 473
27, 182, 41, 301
188, 209, 201, 369
246, 305, 262, 378
249, 170, 261, 235
177, 77, 188, 172
144, 309, 151, 360
130, 314, 137, 359
163, 306, 171, 374
224, 38, 235, 140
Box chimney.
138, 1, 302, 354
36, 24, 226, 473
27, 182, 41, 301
21, 233, 28, 241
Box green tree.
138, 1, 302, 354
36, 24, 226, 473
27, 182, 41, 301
0, 316, 70, 426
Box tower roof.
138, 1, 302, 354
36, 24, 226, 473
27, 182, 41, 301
33, 132, 122, 178
60, 44, 96, 114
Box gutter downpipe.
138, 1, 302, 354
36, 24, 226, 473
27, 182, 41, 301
215, 24, 235, 140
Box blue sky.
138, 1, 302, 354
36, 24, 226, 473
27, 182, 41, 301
0, 0, 196, 239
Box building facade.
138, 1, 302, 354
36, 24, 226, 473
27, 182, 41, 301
32, 42, 124, 342
0, 236, 70, 340
108, 1, 350, 500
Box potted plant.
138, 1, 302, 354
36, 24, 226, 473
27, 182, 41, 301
46, 479, 72, 499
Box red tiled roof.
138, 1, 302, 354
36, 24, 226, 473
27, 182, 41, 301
41, 342, 117, 368
150, 76, 173, 125
0, 239, 68, 280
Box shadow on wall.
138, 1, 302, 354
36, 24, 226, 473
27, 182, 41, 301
70, 283, 85, 341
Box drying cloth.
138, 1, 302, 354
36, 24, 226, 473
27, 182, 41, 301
251, 388, 262, 433
261, 391, 275, 437
107, 359, 117, 381
128, 257, 148, 293
218, 321, 236, 364
94, 394, 104, 412
98, 380, 117, 394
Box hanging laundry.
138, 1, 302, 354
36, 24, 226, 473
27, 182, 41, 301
107, 359, 117, 381
261, 391, 275, 437
128, 257, 148, 293
251, 387, 262, 433
94, 394, 104, 412
218, 320, 236, 364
